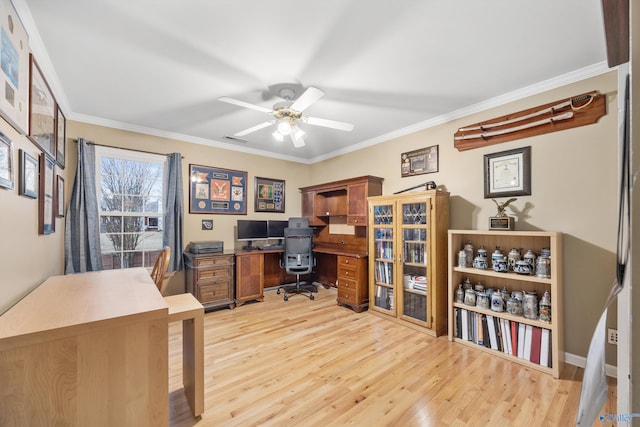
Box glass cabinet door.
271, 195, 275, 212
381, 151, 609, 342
399, 199, 430, 327
371, 203, 395, 315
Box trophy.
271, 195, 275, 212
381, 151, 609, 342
489, 198, 516, 230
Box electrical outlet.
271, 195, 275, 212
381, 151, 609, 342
607, 328, 618, 345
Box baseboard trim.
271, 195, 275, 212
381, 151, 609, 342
564, 352, 618, 378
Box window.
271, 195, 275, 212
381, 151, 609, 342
95, 146, 166, 270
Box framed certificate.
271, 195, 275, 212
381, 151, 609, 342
484, 146, 531, 198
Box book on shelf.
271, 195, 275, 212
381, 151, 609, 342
486, 314, 498, 351
511, 321, 518, 358
461, 309, 469, 341
540, 328, 550, 367
517, 322, 526, 358
523, 324, 533, 362
530, 326, 543, 365
502, 318, 512, 356
481, 314, 490, 348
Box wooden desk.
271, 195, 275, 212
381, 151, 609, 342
0, 268, 169, 426
235, 247, 369, 311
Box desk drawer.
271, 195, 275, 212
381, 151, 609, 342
337, 286, 357, 304
337, 264, 358, 280
198, 283, 229, 303
196, 267, 230, 283
195, 256, 233, 268
337, 277, 358, 291
337, 255, 359, 268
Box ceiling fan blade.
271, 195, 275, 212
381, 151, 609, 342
234, 120, 275, 137
305, 116, 354, 132
218, 97, 273, 114
290, 87, 325, 112
290, 132, 306, 148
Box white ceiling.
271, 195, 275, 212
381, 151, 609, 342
16, 0, 609, 163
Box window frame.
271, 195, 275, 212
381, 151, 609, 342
94, 146, 167, 270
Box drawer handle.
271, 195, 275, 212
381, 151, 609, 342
345, 259, 350, 264
345, 272, 350, 276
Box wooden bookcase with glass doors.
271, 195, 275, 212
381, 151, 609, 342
368, 190, 449, 336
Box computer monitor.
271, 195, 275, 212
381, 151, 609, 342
237, 220, 268, 249
267, 220, 288, 239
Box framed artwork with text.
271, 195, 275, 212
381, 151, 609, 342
189, 164, 247, 214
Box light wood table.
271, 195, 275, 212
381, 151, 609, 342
0, 268, 169, 426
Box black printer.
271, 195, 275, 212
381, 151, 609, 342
187, 241, 224, 254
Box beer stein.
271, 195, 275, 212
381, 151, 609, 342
455, 284, 465, 303
507, 248, 521, 271
491, 291, 504, 312
492, 256, 508, 272
539, 290, 551, 322
464, 288, 477, 306
523, 291, 538, 320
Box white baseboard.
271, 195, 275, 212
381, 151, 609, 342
564, 352, 618, 378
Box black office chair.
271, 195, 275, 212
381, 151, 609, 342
277, 218, 317, 301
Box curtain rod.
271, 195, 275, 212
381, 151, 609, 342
73, 139, 184, 159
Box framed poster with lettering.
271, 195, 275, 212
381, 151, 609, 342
189, 164, 247, 214
401, 145, 438, 177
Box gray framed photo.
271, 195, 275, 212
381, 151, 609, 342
56, 175, 64, 217
0, 131, 13, 189
254, 176, 285, 213
29, 54, 56, 158
56, 106, 66, 168
484, 146, 531, 198
39, 153, 55, 234
18, 148, 37, 198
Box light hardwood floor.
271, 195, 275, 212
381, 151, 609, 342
168, 286, 616, 426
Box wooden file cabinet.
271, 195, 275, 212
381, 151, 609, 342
184, 251, 235, 311
336, 255, 369, 313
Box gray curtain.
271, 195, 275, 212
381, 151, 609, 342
163, 153, 184, 272
64, 138, 103, 273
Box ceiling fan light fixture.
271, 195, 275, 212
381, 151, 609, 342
277, 120, 292, 135
272, 130, 284, 142
292, 126, 305, 141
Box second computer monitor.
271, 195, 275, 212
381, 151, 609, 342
267, 220, 288, 239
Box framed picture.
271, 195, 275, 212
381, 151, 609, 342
484, 146, 531, 198
18, 148, 37, 198
188, 164, 247, 214
254, 176, 285, 213
28, 54, 56, 157
401, 145, 439, 177
0, 0, 30, 135
0, 131, 13, 189
55, 105, 66, 168
55, 174, 64, 217
38, 153, 55, 234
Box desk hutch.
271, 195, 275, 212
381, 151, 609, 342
299, 175, 383, 312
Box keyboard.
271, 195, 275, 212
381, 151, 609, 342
261, 245, 284, 250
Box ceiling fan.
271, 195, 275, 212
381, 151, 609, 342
218, 86, 354, 148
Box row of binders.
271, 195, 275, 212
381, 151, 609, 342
454, 308, 552, 368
